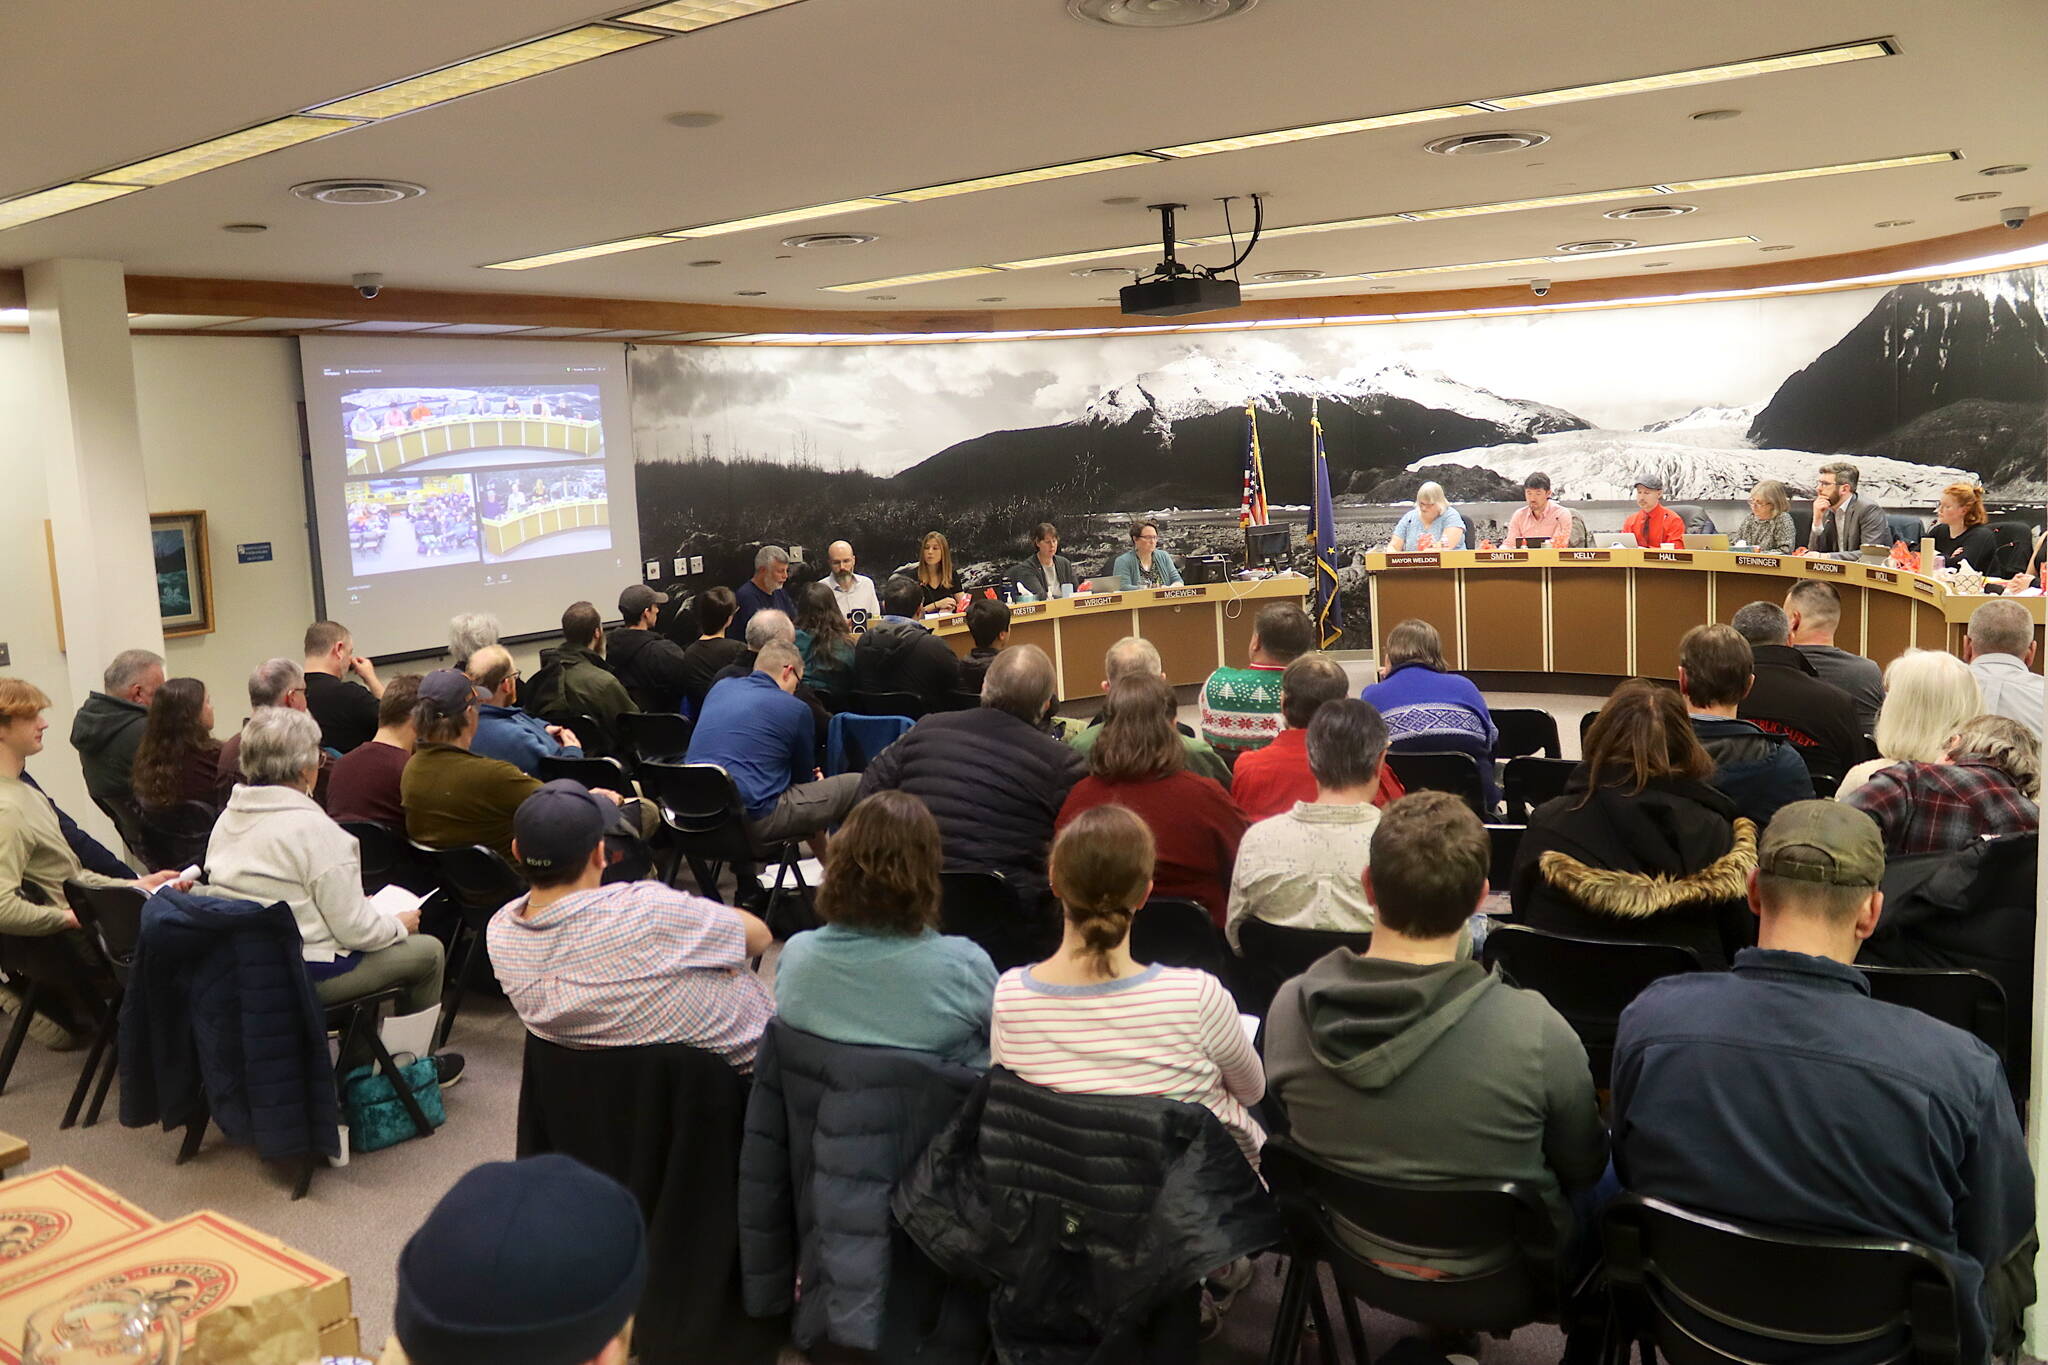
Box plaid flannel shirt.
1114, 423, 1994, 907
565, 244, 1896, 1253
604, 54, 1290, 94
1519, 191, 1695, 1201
1845, 757, 2040, 856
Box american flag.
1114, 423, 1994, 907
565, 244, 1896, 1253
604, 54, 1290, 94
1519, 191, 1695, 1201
1239, 402, 1270, 529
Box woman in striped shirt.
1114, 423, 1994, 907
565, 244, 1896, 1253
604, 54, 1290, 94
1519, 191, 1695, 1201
991, 804, 1265, 1165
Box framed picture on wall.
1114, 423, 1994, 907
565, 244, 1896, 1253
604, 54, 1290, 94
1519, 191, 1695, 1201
151, 510, 215, 638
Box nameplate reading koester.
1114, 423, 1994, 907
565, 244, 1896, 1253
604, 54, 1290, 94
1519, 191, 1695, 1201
1805, 559, 1846, 576
1010, 602, 1046, 617
1477, 551, 1529, 563
1156, 586, 1205, 600
1387, 553, 1442, 568
1645, 551, 1693, 564
1734, 554, 1781, 569
1074, 593, 1123, 608
1559, 550, 1611, 563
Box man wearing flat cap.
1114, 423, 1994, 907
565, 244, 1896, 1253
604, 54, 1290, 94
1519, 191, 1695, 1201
1612, 802, 2036, 1365
1622, 470, 1686, 549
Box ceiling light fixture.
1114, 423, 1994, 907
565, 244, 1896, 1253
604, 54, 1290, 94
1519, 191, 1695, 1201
618, 0, 811, 33
95, 116, 363, 185
883, 154, 1164, 201
820, 266, 1008, 292
978, 296, 1008, 302
1979, 164, 2030, 176
290, 179, 427, 205
1238, 235, 1758, 290
1068, 0, 1259, 28
1874, 219, 1914, 228
1422, 130, 1550, 156
1400, 190, 1657, 221
1955, 191, 2002, 202
482, 235, 676, 269
1252, 269, 1326, 281
665, 198, 895, 237
1759, 244, 1796, 251
1479, 41, 1892, 110
308, 27, 660, 119
0, 182, 143, 231
222, 222, 269, 233
865, 295, 897, 300
1555, 238, 1640, 253
1071, 265, 1140, 277
734, 289, 768, 296
782, 232, 877, 247
1659, 150, 1956, 192
1151, 105, 1488, 159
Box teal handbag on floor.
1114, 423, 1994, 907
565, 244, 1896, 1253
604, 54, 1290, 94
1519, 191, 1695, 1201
339, 1057, 444, 1152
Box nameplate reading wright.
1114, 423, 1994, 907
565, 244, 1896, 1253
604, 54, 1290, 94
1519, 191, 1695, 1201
1074, 593, 1124, 608
1559, 550, 1611, 563
1645, 551, 1693, 564
1010, 602, 1046, 617
1476, 551, 1529, 563
1386, 553, 1442, 568
1734, 555, 1782, 569
1865, 568, 1898, 585
1156, 586, 1205, 600
1805, 560, 1846, 576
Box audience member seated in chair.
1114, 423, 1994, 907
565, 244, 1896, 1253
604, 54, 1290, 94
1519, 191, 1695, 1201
710, 609, 837, 748
995, 805, 1265, 1166
1965, 600, 2044, 740
1730, 601, 1864, 781
1847, 714, 2039, 856
404, 670, 545, 862
465, 645, 583, 776
0, 679, 178, 1048
68, 648, 165, 806
325, 673, 422, 828
1057, 673, 1246, 927
853, 576, 961, 714
131, 677, 223, 816
1230, 653, 1379, 820
773, 791, 997, 1068
1068, 636, 1232, 787
524, 601, 636, 749
687, 642, 860, 854
1838, 649, 1985, 797
609, 583, 693, 715
955, 597, 1010, 694
682, 587, 748, 713
792, 580, 857, 705
489, 780, 772, 1066
203, 708, 456, 1079
1785, 581, 1885, 736
1677, 623, 1811, 829
1363, 618, 1501, 810
858, 645, 1085, 911
1264, 791, 1606, 1275
1227, 699, 1388, 952
301, 619, 386, 755
1200, 600, 1314, 759
1612, 800, 2035, 1365
395, 1155, 646, 1365
1512, 680, 1758, 969
215, 658, 332, 809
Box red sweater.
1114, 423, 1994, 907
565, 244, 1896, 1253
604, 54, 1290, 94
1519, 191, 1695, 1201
1232, 727, 1406, 822
1625, 503, 1687, 549
1057, 771, 1247, 926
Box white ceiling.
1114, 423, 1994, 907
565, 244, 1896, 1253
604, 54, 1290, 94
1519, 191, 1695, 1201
1, 0, 2042, 314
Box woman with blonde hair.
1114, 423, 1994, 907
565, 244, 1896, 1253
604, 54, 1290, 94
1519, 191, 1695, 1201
1931, 483, 1998, 571
1837, 649, 1983, 796
914, 530, 968, 612
1733, 481, 1796, 553
1386, 481, 1467, 552
1847, 714, 2039, 855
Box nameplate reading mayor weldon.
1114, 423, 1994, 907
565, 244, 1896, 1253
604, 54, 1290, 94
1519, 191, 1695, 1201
1387, 553, 1442, 568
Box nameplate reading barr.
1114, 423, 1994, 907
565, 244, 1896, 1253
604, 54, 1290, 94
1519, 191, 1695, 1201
1477, 551, 1529, 563
1559, 551, 1611, 563
1010, 602, 1046, 617
1805, 560, 1846, 576
1074, 593, 1124, 608
1645, 551, 1693, 564
1386, 553, 1442, 568
1734, 555, 1782, 569
1156, 586, 1206, 600
1865, 568, 1898, 585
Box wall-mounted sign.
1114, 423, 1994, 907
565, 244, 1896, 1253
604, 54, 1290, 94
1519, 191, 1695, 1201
235, 542, 273, 564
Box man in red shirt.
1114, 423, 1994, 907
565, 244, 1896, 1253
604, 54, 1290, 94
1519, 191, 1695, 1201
1232, 654, 1404, 821
1624, 472, 1687, 549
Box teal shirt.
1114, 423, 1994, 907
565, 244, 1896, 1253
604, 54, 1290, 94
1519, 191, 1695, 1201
774, 923, 998, 1068
1111, 548, 1183, 589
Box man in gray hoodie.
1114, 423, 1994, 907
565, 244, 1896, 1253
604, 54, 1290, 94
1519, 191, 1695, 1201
1263, 791, 1607, 1274
69, 648, 165, 803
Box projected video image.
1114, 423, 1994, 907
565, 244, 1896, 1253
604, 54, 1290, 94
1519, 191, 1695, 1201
343, 385, 603, 476
345, 475, 481, 575
479, 465, 613, 565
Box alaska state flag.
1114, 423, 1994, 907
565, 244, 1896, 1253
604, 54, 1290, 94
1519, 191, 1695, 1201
1239, 402, 1270, 529
1309, 402, 1343, 647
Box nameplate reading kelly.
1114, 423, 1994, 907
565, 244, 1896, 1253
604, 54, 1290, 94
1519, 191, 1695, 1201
1074, 594, 1124, 608
1477, 551, 1529, 563
1645, 551, 1693, 564
1156, 586, 1206, 600
1805, 560, 1846, 576
1010, 602, 1046, 617
1734, 555, 1782, 569
1559, 551, 1611, 563
1387, 553, 1442, 568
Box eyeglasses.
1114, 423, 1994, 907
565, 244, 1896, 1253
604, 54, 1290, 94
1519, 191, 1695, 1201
1135, 533, 1158, 543
286, 686, 308, 699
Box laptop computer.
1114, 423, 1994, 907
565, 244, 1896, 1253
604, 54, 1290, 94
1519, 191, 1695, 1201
1683, 533, 1730, 551
1596, 533, 1638, 549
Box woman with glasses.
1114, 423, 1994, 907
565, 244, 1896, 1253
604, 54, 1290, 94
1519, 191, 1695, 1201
1112, 519, 1184, 590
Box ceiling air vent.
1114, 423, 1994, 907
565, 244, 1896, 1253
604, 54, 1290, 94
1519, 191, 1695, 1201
1068, 0, 1258, 29
1251, 269, 1325, 281
1554, 238, 1638, 253
290, 179, 425, 206
1423, 130, 1549, 156
1604, 203, 1696, 220
782, 232, 877, 248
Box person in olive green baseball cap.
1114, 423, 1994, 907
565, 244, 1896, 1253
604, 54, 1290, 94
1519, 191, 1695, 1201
1750, 799, 1886, 958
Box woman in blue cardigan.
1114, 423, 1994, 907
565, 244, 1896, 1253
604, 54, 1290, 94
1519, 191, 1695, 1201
1111, 519, 1184, 590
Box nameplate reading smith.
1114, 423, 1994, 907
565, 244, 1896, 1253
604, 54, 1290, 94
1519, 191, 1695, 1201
1734, 555, 1781, 569
1387, 553, 1442, 568
1156, 586, 1205, 600
1477, 551, 1529, 563
1560, 551, 1611, 563
1805, 560, 1846, 576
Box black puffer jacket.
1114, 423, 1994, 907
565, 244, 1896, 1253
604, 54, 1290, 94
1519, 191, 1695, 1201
607, 626, 693, 713
858, 709, 1086, 908
892, 1068, 1283, 1365
853, 618, 961, 711
738, 1022, 986, 1361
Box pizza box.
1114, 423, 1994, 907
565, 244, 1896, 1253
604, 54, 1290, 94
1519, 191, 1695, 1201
0, 1135, 26, 1176
321, 1313, 363, 1358
0, 1167, 159, 1292
0, 1209, 352, 1365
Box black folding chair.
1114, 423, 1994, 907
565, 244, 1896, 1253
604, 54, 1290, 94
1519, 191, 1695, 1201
938, 870, 1054, 972
1602, 1194, 1963, 1365
853, 689, 926, 721
1492, 708, 1562, 760
1234, 918, 1372, 1016
1579, 710, 1601, 744
414, 842, 525, 1050
1860, 965, 2008, 1069
0, 898, 115, 1099
1503, 756, 1578, 821
136, 800, 217, 872
339, 819, 429, 895
1262, 1135, 1562, 1365
541, 710, 616, 762
617, 711, 693, 765
1384, 750, 1490, 817
1485, 823, 1524, 899
92, 792, 154, 869
537, 753, 637, 798
57, 881, 145, 1129
1798, 746, 1847, 798
1129, 897, 1231, 982
637, 761, 808, 935
1482, 925, 1702, 1088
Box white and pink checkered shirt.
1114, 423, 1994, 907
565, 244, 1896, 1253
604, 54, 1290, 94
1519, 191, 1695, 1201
488, 880, 773, 1069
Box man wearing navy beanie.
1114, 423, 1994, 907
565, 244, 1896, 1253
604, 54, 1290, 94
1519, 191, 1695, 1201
395, 1155, 647, 1365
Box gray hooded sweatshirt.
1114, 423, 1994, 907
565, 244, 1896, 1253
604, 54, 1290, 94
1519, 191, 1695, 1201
1263, 952, 1607, 1272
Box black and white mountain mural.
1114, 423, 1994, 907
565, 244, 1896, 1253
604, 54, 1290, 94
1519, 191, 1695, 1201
629, 265, 2045, 639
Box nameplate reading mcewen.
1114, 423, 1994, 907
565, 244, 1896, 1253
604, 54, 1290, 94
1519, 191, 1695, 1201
1386, 553, 1442, 568
1155, 586, 1206, 600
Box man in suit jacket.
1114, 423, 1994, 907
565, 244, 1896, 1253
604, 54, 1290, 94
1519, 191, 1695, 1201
1802, 461, 1890, 554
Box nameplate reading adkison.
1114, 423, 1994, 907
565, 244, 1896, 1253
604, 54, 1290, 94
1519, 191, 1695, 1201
1156, 586, 1205, 600
1805, 560, 1846, 576
1387, 553, 1442, 568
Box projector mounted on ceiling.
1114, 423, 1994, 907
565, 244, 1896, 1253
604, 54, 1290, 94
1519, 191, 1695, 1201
1120, 195, 1263, 316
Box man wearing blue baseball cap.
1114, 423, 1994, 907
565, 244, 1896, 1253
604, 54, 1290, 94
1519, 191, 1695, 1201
488, 780, 774, 1067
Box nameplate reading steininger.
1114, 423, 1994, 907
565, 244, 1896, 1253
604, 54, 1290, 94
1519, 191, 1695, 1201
1074, 594, 1124, 608
1559, 551, 1612, 563
1386, 553, 1443, 568
1734, 554, 1782, 569
1156, 586, 1206, 600
1805, 560, 1846, 576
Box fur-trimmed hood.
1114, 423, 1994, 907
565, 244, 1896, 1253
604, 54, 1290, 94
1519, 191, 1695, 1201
1539, 818, 1757, 918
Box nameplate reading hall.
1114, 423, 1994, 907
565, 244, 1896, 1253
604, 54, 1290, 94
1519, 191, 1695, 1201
1559, 551, 1611, 563
1645, 551, 1693, 564
1156, 586, 1206, 600
1734, 555, 1782, 569
1010, 602, 1046, 617
1866, 568, 1898, 585
1805, 560, 1846, 576
1477, 551, 1529, 563
1912, 577, 1939, 597
1074, 593, 1124, 608
1387, 553, 1442, 568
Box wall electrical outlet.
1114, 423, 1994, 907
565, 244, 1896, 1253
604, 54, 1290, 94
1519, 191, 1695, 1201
790, 545, 805, 564
672, 557, 688, 576
690, 555, 705, 574
0, 643, 10, 667
644, 559, 660, 579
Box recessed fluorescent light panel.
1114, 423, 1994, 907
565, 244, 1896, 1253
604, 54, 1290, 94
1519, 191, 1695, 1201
615, 0, 810, 32
1149, 106, 1488, 159
1474, 40, 1894, 110
885, 154, 1164, 202
665, 199, 896, 237
0, 182, 143, 231
484, 235, 676, 270
1660, 150, 1957, 193
95, 116, 364, 186
820, 267, 1007, 293
308, 26, 661, 119
1238, 236, 1758, 290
